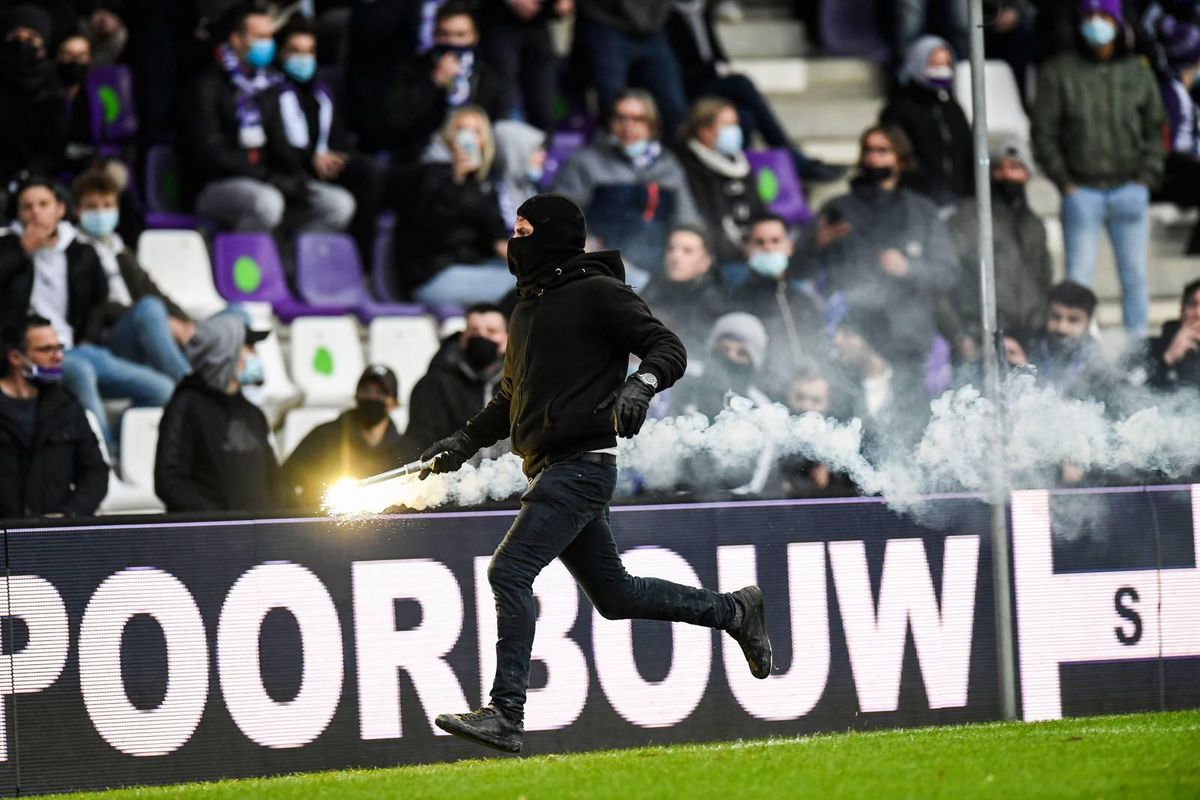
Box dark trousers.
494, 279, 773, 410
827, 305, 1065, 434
482, 20, 559, 134
487, 458, 737, 721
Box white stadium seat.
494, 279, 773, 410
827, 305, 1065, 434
368, 316, 440, 409
137, 230, 228, 320
290, 316, 365, 407
280, 406, 340, 460
954, 60, 1030, 148
95, 407, 164, 514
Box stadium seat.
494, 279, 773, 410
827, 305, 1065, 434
953, 60, 1030, 147
86, 64, 137, 148
368, 316, 441, 408
280, 406, 341, 460
84, 409, 161, 514
296, 233, 425, 322
542, 131, 586, 189
118, 407, 163, 492
137, 230, 228, 320
820, 0, 891, 61
142, 144, 207, 230
214, 233, 351, 321
746, 149, 812, 225
290, 316, 365, 407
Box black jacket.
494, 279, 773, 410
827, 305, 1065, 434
880, 84, 975, 201
640, 273, 728, 356
676, 143, 766, 263
281, 410, 419, 511
408, 337, 503, 448
463, 250, 687, 476
179, 67, 306, 203
0, 233, 107, 345
665, 1, 730, 94
1148, 319, 1200, 390
261, 79, 354, 177
0, 383, 107, 519
393, 162, 509, 294
154, 375, 280, 513
101, 248, 190, 331
727, 274, 821, 384
0, 66, 67, 187
385, 52, 509, 162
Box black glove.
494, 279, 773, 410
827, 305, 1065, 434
419, 429, 477, 479
595, 374, 656, 438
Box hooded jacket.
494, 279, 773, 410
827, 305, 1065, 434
154, 316, 279, 513
0, 224, 107, 346
0, 382, 107, 519
461, 194, 687, 476
408, 335, 505, 447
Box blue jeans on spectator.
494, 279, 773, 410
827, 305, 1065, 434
1061, 182, 1150, 336
413, 263, 516, 306
896, 0, 969, 61
487, 458, 737, 721
63, 345, 176, 453
105, 296, 191, 381
574, 17, 689, 141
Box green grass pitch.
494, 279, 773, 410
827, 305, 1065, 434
49, 710, 1200, 799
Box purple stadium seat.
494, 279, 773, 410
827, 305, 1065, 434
296, 233, 424, 322
214, 233, 350, 321
820, 0, 891, 61
86, 65, 138, 146
542, 131, 586, 190
143, 144, 211, 231
746, 149, 812, 225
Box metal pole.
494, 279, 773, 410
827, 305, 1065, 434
967, 0, 1018, 721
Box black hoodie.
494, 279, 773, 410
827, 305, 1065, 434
462, 194, 687, 477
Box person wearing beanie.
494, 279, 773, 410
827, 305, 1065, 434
1152, 15, 1200, 253
669, 310, 772, 419
1032, 0, 1166, 339
944, 135, 1054, 356
153, 315, 280, 513
419, 193, 773, 754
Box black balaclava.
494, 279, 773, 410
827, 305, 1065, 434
508, 193, 587, 293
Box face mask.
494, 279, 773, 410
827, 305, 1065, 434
352, 398, 389, 428
455, 128, 481, 166
1080, 17, 1117, 47
462, 335, 500, 371
748, 250, 789, 279
925, 64, 954, 90
432, 44, 474, 59
19, 356, 63, 386
283, 53, 316, 83
79, 208, 119, 239
992, 179, 1026, 206
1, 39, 50, 93
245, 38, 276, 69
858, 165, 895, 185
56, 61, 88, 88
237, 353, 264, 386
525, 164, 544, 184
714, 124, 743, 156
622, 138, 650, 159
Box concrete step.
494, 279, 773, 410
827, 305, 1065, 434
734, 57, 883, 95
774, 93, 881, 141
717, 18, 807, 59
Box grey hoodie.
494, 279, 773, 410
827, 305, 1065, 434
494, 120, 547, 225
185, 314, 245, 392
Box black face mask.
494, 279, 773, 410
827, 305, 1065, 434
56, 61, 88, 89
352, 398, 389, 428
462, 335, 500, 371
856, 165, 894, 185
992, 179, 1026, 207
508, 194, 587, 291
430, 44, 474, 60
1, 39, 52, 93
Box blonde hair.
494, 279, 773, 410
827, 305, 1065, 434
684, 96, 735, 143
441, 105, 495, 182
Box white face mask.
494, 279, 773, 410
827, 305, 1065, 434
748, 250, 789, 279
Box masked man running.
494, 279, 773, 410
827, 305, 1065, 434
420, 194, 772, 753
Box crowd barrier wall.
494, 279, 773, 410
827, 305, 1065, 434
0, 485, 1195, 795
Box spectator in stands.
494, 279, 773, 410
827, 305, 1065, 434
880, 36, 973, 204
155, 314, 279, 513
0, 315, 107, 519
983, 0, 1037, 102
666, 0, 846, 183
281, 365, 419, 511
83, 4, 128, 65
676, 98, 766, 265
1139, 0, 1200, 78
640, 225, 727, 356
1152, 15, 1200, 254
266, 18, 382, 265
385, 1, 509, 163
551, 90, 700, 272
573, 0, 689, 140
0, 5, 66, 203
346, 0, 423, 151
943, 138, 1052, 358
1147, 278, 1200, 390
774, 367, 856, 497
182, 2, 356, 235
480, 0, 572, 135
803, 125, 958, 385
393, 106, 513, 305
72, 169, 194, 380
1030, 281, 1117, 400
493, 120, 548, 227
727, 213, 820, 384
829, 309, 898, 423
670, 311, 772, 417
894, 0, 969, 69
56, 33, 96, 176
1032, 0, 1165, 339
0, 179, 173, 451
408, 304, 509, 448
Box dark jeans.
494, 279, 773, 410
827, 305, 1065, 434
487, 458, 737, 721
482, 19, 558, 134
573, 18, 689, 140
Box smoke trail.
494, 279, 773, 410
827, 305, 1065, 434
324, 375, 1200, 516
